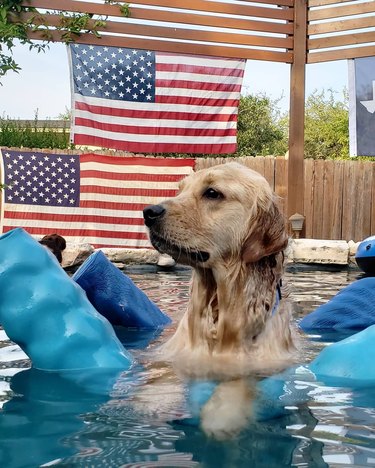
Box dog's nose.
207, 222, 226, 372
143, 204, 166, 227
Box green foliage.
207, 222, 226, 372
0, 0, 130, 82
304, 89, 349, 159
236, 93, 288, 156
0, 113, 71, 149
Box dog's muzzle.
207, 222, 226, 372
143, 204, 165, 228
143, 204, 210, 264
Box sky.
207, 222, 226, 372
0, 42, 348, 120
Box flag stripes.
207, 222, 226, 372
1, 150, 195, 248
69, 45, 245, 154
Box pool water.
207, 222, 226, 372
1, 266, 374, 468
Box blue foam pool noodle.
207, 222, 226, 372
0, 228, 133, 371
300, 277, 375, 332
73, 250, 171, 328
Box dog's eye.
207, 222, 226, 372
203, 188, 223, 200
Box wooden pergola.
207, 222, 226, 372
20, 0, 375, 221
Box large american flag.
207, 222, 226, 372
68, 44, 245, 154
0, 149, 195, 248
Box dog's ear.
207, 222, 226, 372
53, 234, 66, 251
242, 201, 288, 264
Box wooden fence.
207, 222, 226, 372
196, 156, 375, 242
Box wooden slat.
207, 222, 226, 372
128, 0, 294, 21
309, 0, 354, 6
321, 160, 344, 240
351, 161, 365, 241
308, 16, 375, 35
357, 161, 372, 241
112, 9, 294, 36
303, 158, 314, 238
247, 157, 266, 177
263, 156, 275, 190
27, 30, 293, 62
309, 1, 375, 21
308, 31, 375, 51
274, 157, 288, 219
25, 0, 294, 17
308, 45, 375, 63
23, 0, 294, 35
312, 160, 324, 238
321, 160, 333, 239
243, 0, 294, 6
17, 12, 293, 50
342, 161, 359, 241
331, 160, 344, 240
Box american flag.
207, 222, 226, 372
68, 44, 245, 154
0, 149, 195, 248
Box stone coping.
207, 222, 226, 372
60, 238, 362, 270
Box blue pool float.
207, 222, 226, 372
188, 325, 375, 423
0, 228, 133, 372
355, 235, 375, 275
73, 250, 171, 328
299, 276, 375, 333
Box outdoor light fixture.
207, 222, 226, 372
289, 213, 305, 239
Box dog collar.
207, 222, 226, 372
272, 281, 282, 316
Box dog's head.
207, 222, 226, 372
39, 233, 67, 264
143, 162, 288, 268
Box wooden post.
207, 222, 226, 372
288, 0, 307, 223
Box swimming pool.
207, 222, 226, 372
1, 266, 373, 468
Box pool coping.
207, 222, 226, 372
61, 238, 363, 272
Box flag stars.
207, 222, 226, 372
71, 44, 155, 102
4, 151, 80, 207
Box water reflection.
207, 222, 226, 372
0, 266, 374, 467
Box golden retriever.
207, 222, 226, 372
143, 162, 297, 373
143, 162, 298, 437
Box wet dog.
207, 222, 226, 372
143, 162, 298, 437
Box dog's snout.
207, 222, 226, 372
143, 204, 166, 227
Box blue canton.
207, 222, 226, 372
71, 44, 156, 102
3, 151, 80, 207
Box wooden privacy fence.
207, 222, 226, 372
196, 157, 375, 243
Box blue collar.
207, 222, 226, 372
271, 281, 282, 316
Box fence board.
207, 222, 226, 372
27, 30, 293, 63
128, 0, 294, 21
274, 157, 288, 220
321, 160, 333, 240
331, 160, 344, 240
264, 157, 275, 191
308, 31, 375, 51
312, 160, 325, 239
341, 161, 357, 241
308, 45, 375, 64
355, 161, 372, 241
309, 0, 354, 6
303, 159, 314, 238
308, 16, 375, 36
309, 1, 375, 21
